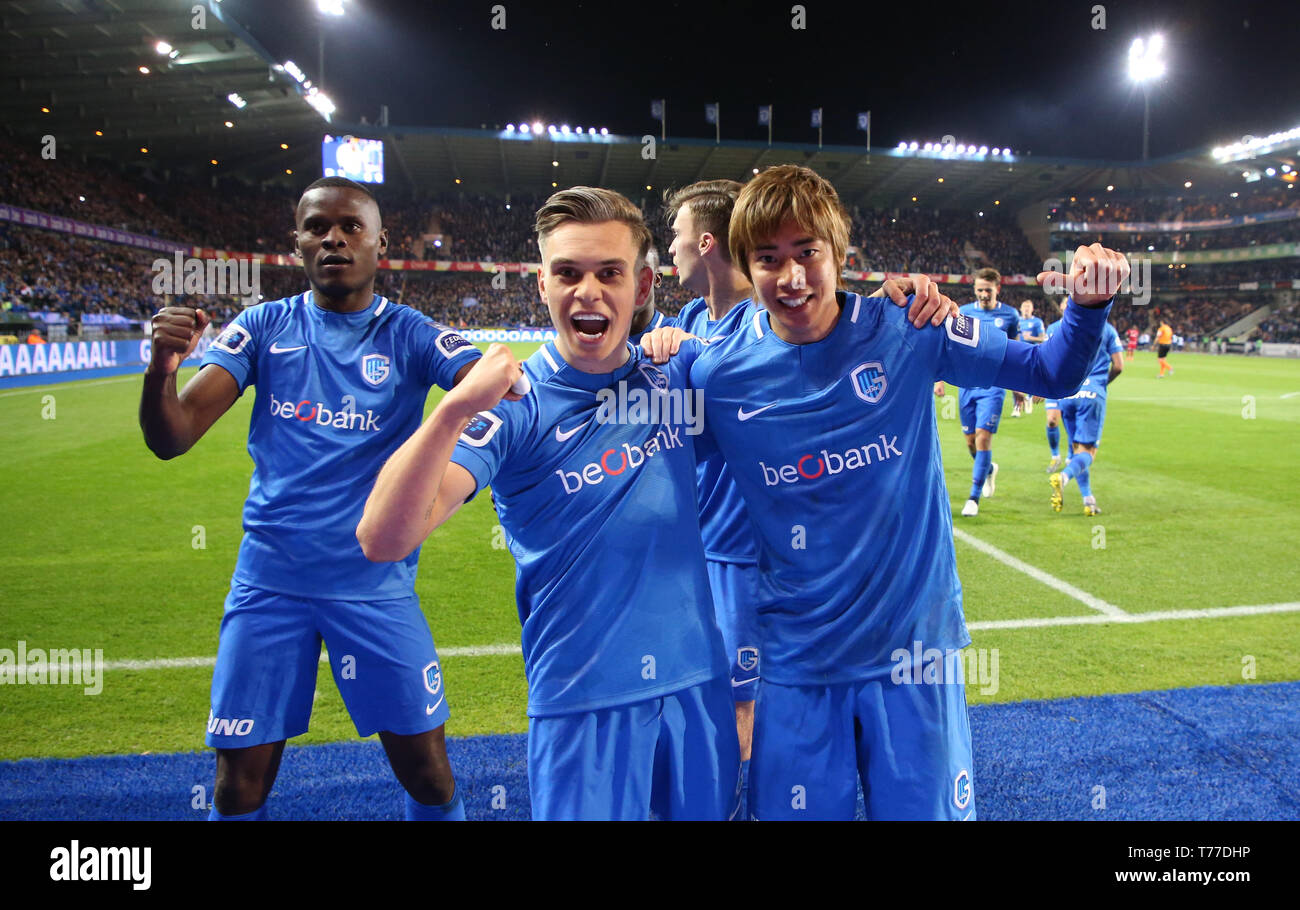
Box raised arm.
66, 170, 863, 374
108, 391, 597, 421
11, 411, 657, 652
357, 343, 522, 563
992, 245, 1129, 398
139, 306, 239, 459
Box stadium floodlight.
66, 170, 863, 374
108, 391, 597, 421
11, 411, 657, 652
519, 123, 530, 135
600, 127, 608, 136
1184, 180, 1193, 187
1266, 168, 1277, 177
1230, 192, 1239, 198
138, 66, 150, 75
316, 0, 345, 14
224, 120, 234, 128
577, 127, 584, 134
1129, 34, 1166, 159
956, 144, 965, 154
227, 92, 247, 109
978, 145, 988, 155
561, 124, 570, 134
306, 90, 336, 118
898, 141, 907, 150
908, 141, 918, 151
506, 123, 515, 132
923, 142, 933, 151
1107, 184, 1114, 191
532, 121, 543, 133
155, 41, 173, 55
1284, 165, 1294, 173
547, 124, 557, 134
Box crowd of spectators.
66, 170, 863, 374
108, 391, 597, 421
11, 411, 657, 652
1255, 301, 1300, 343
1052, 185, 1300, 224
1053, 219, 1300, 254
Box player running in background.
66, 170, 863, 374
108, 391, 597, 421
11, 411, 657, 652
1155, 318, 1174, 376
1126, 324, 1139, 361
140, 177, 481, 822
1048, 298, 1124, 515
689, 165, 1126, 820
1011, 300, 1046, 417
934, 268, 1020, 517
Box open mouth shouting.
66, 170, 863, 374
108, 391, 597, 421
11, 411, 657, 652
777, 293, 815, 310
570, 312, 611, 344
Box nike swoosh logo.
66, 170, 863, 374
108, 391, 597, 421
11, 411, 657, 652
269, 343, 307, 354
737, 403, 777, 421
731, 677, 759, 688
554, 419, 591, 443
426, 704, 437, 715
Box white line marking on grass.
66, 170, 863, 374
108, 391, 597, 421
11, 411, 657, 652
96, 642, 522, 673
953, 527, 1127, 617
969, 602, 1300, 631
1281, 391, 1300, 399
0, 376, 139, 397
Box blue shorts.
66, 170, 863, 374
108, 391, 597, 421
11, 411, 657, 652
1059, 393, 1107, 447
959, 388, 1005, 435
706, 560, 761, 703
527, 677, 741, 820
750, 675, 974, 821
206, 581, 449, 748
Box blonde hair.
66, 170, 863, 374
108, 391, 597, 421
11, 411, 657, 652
729, 165, 850, 285
535, 186, 653, 268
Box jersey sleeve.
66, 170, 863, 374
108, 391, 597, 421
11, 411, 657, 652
411, 317, 482, 391
934, 310, 1010, 389
449, 400, 527, 503
200, 307, 262, 393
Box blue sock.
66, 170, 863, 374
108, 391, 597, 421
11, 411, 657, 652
208, 804, 268, 821
405, 785, 466, 821
969, 450, 992, 501
1063, 450, 1093, 481
1047, 425, 1060, 456
1077, 466, 1093, 499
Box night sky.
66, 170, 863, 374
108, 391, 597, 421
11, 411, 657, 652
223, 0, 1298, 160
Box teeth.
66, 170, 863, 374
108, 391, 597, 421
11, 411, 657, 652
573, 314, 605, 322
778, 295, 809, 308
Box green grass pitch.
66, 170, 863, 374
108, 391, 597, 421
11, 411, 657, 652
1, 347, 1297, 760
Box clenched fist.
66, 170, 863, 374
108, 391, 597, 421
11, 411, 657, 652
442, 343, 526, 420
149, 306, 209, 376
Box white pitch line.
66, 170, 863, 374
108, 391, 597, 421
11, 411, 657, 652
94, 642, 522, 673
953, 527, 1127, 617
1281, 391, 1300, 400
0, 376, 139, 397
969, 602, 1300, 631
19, 605, 1300, 673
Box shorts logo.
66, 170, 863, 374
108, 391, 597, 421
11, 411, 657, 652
737, 647, 759, 673
362, 353, 390, 386
945, 314, 979, 348
637, 362, 668, 392
435, 329, 473, 359
423, 661, 442, 697
460, 411, 502, 447
212, 324, 252, 355
954, 769, 971, 810
850, 361, 888, 404
207, 709, 255, 737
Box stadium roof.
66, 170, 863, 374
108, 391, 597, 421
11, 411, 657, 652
2, 0, 1288, 210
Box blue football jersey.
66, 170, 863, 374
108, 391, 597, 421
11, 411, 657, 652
200, 291, 481, 600
450, 340, 727, 717
673, 296, 757, 564
628, 309, 674, 345
1045, 318, 1123, 396
1018, 316, 1046, 342
691, 292, 1009, 686
958, 301, 1019, 394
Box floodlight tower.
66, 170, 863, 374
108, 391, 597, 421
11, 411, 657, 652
1129, 34, 1166, 161
317, 0, 345, 94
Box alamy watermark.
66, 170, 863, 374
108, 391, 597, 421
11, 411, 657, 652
890, 641, 999, 695
0, 641, 103, 695
1041, 253, 1151, 306
593, 361, 704, 436
151, 252, 261, 306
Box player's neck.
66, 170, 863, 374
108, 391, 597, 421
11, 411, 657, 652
704, 267, 753, 321
309, 286, 375, 314
554, 336, 631, 375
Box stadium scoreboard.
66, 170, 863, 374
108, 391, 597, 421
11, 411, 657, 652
322, 135, 384, 184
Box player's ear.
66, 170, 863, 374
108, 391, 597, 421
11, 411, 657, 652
377, 227, 389, 255
635, 262, 654, 309
698, 232, 713, 256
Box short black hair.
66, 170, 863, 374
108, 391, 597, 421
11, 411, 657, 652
297, 176, 381, 221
